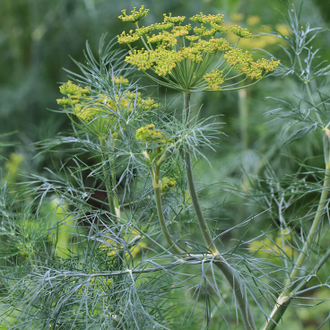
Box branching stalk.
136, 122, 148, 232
183, 92, 256, 330
262, 64, 329, 329
262, 132, 330, 330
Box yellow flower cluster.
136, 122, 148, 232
125, 49, 154, 71
192, 38, 231, 53
147, 31, 178, 47
73, 94, 110, 121
230, 25, 253, 38
153, 48, 183, 76
126, 48, 185, 76
224, 49, 253, 70
135, 25, 156, 37
204, 70, 225, 90
57, 97, 78, 106
171, 24, 192, 37
117, 9, 228, 78
118, 6, 280, 89
144, 25, 191, 47
112, 75, 129, 84
57, 81, 159, 122
163, 13, 186, 24
59, 80, 90, 96
224, 49, 280, 79
161, 177, 176, 192
190, 13, 224, 24
117, 30, 140, 44
134, 22, 174, 38
248, 229, 294, 261
118, 5, 149, 23
180, 46, 203, 63
125, 37, 232, 76
193, 25, 225, 37
255, 58, 280, 74
135, 124, 167, 144
57, 80, 90, 107
185, 35, 199, 42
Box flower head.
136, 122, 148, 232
204, 70, 225, 90
161, 177, 176, 192
118, 9, 279, 92
118, 6, 149, 23
230, 25, 253, 38
112, 75, 129, 85
57, 79, 159, 137
136, 124, 167, 144
117, 30, 140, 44
224, 49, 280, 79
190, 13, 224, 25
59, 80, 90, 97
163, 13, 186, 24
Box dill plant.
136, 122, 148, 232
116, 6, 279, 330
257, 5, 330, 329
1, 3, 330, 330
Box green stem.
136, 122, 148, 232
262, 135, 330, 330
144, 211, 156, 233
99, 137, 124, 266
184, 151, 217, 254
99, 138, 116, 216
262, 68, 327, 329
292, 241, 330, 295
214, 255, 257, 330
153, 163, 184, 255
239, 88, 249, 152
183, 92, 256, 330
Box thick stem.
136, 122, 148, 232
214, 256, 256, 330
183, 92, 256, 330
262, 133, 330, 330
183, 93, 217, 254
184, 151, 218, 254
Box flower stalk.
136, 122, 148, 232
262, 129, 330, 330
152, 152, 184, 255
183, 92, 256, 330
183, 93, 217, 253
